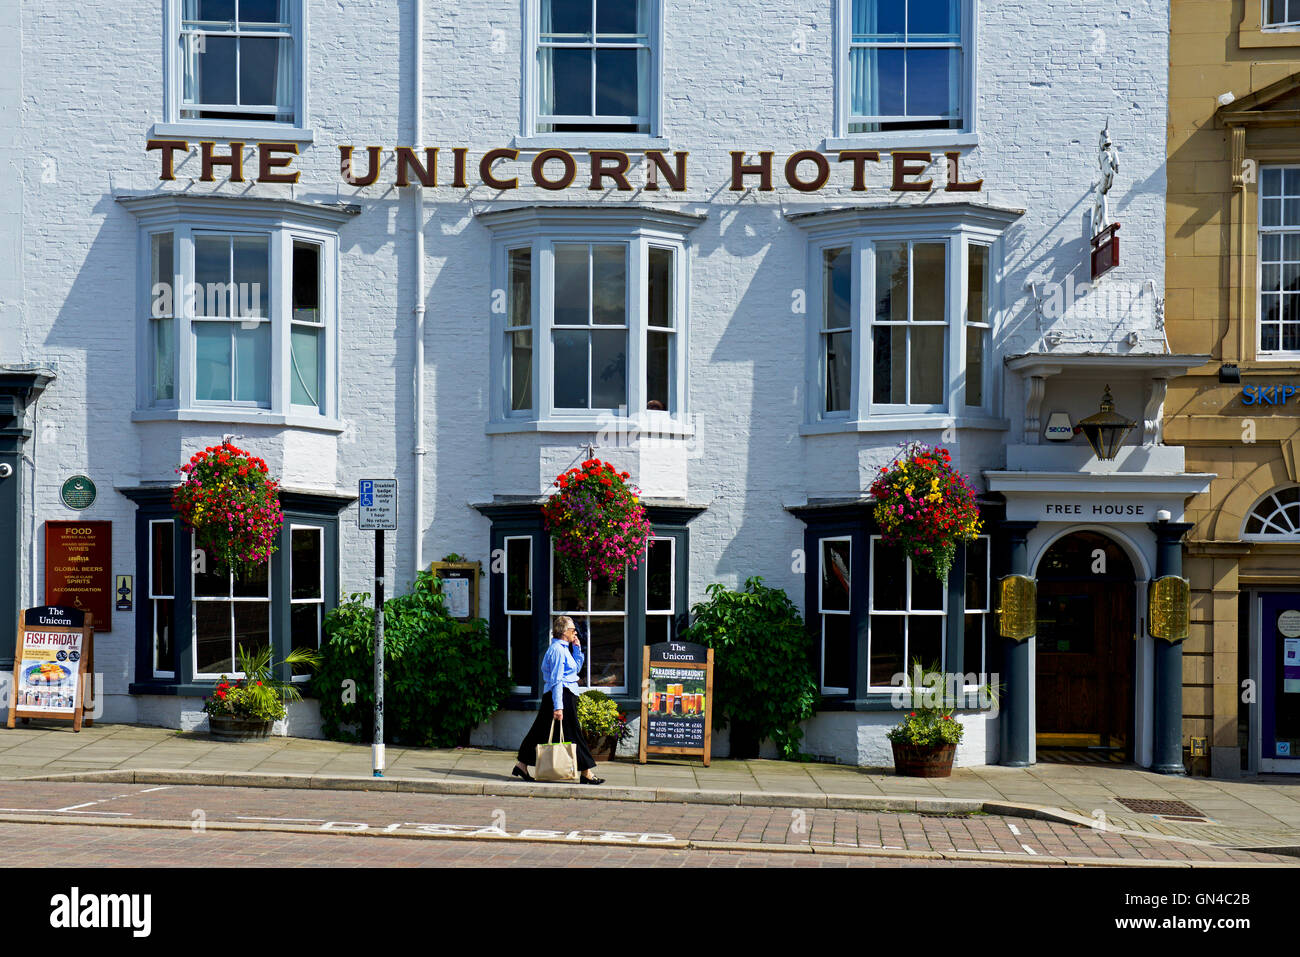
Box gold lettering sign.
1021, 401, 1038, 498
997, 575, 1037, 641
1149, 575, 1190, 642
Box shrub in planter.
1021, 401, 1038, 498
314, 570, 512, 747
204, 644, 322, 723
679, 577, 818, 759
577, 689, 632, 756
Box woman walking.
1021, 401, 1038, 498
513, 616, 604, 784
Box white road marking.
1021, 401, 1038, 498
236, 816, 326, 823
1021, 844, 1037, 855
54, 802, 98, 811
138, 786, 173, 793
0, 807, 131, 816
1008, 823, 1021, 835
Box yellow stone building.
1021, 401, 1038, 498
1167, 0, 1300, 776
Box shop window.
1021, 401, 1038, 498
833, 0, 976, 147
644, 537, 676, 644
1244, 485, 1300, 538
504, 536, 535, 692
193, 540, 272, 678
527, 0, 660, 139
819, 537, 853, 693
868, 537, 947, 690
150, 520, 177, 679
162, 0, 308, 138
481, 207, 700, 430
1266, 0, 1300, 27
288, 525, 324, 679
962, 536, 989, 678
123, 194, 352, 426
1259, 167, 1300, 357
552, 547, 628, 693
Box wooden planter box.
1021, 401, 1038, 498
209, 714, 273, 741
891, 741, 957, 777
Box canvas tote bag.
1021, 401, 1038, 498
535, 718, 580, 782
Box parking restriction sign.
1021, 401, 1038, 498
358, 479, 398, 530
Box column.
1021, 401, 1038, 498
1000, 521, 1037, 767
1150, 520, 1195, 775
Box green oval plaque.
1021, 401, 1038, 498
60, 475, 97, 510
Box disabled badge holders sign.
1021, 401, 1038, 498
639, 641, 713, 767
8, 606, 95, 731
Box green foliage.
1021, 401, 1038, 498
679, 576, 818, 759
203, 644, 321, 722
314, 570, 512, 747
885, 659, 990, 746
577, 689, 631, 742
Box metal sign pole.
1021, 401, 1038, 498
373, 528, 385, 777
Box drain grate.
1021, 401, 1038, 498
1114, 797, 1205, 817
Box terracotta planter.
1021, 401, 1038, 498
584, 733, 619, 760
890, 740, 957, 777
209, 714, 273, 741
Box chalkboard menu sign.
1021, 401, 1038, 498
7, 606, 96, 731
639, 641, 713, 766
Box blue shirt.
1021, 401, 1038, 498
542, 637, 584, 711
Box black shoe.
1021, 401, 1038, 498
512, 765, 533, 782
580, 775, 605, 785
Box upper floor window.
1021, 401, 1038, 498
1266, 0, 1300, 27
1259, 166, 1300, 357
833, 0, 975, 146
1244, 485, 1300, 539
480, 206, 702, 430
161, 0, 308, 139
121, 194, 356, 427
524, 0, 662, 142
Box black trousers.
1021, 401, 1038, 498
516, 688, 596, 772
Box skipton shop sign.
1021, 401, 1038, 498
144, 140, 986, 194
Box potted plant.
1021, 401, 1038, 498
577, 689, 632, 760
172, 441, 283, 575
204, 644, 321, 741
542, 459, 651, 593
869, 443, 981, 581
886, 661, 997, 777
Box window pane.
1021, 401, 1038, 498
823, 247, 851, 330
194, 236, 230, 316
826, 331, 852, 412
596, 0, 641, 34
592, 245, 626, 325
195, 603, 233, 675
234, 559, 269, 598
911, 563, 944, 610
154, 598, 174, 672
292, 242, 320, 323
647, 330, 671, 410
823, 614, 852, 690
151, 233, 174, 313
869, 615, 904, 687
194, 562, 229, 599
1264, 198, 1282, 228
858, 48, 904, 117
909, 614, 944, 671
240, 37, 290, 106
508, 248, 532, 328
152, 522, 175, 597
591, 569, 626, 612
910, 325, 945, 405
553, 245, 589, 325
875, 242, 907, 322
821, 539, 851, 611
590, 329, 627, 408
153, 318, 176, 402
967, 245, 987, 322
192, 0, 236, 21
963, 614, 985, 676
912, 243, 946, 322
194, 36, 237, 106
195, 324, 233, 401
511, 330, 533, 411
646, 539, 673, 611
233, 602, 271, 662
1263, 233, 1281, 261
232, 236, 269, 317
553, 330, 589, 407
543, 48, 592, 116
291, 604, 321, 650
239, 0, 283, 25
1270, 0, 1287, 23
290, 326, 321, 407
291, 527, 322, 600
586, 618, 625, 689
905, 48, 959, 118
595, 49, 640, 117
509, 617, 533, 687
965, 326, 984, 407
648, 247, 674, 329
506, 539, 532, 612
872, 325, 907, 403
965, 539, 988, 611
233, 322, 271, 404
552, 551, 588, 612
543, 0, 592, 35
909, 0, 960, 37
872, 541, 906, 610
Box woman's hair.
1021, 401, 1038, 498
552, 616, 575, 641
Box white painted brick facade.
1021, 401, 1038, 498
5, 1, 1169, 765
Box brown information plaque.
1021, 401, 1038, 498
44, 521, 112, 632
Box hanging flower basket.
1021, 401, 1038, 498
869, 443, 981, 581
543, 459, 651, 593
171, 441, 283, 576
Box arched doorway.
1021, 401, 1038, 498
1035, 530, 1136, 761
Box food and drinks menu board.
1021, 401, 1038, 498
639, 641, 713, 766
8, 606, 94, 731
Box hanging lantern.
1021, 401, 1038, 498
1077, 385, 1136, 461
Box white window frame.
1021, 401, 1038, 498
868, 535, 948, 693
645, 536, 676, 644
480, 207, 701, 435
1257, 165, 1300, 360
962, 535, 990, 687
519, 0, 666, 149
819, 536, 853, 695
1264, 0, 1300, 29
288, 523, 325, 684
829, 0, 979, 151
1243, 486, 1300, 540
504, 535, 535, 694
122, 195, 348, 431
191, 534, 272, 681
551, 544, 628, 695
156, 0, 313, 143
793, 205, 1016, 434
150, 519, 177, 679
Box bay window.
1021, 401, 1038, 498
122, 194, 355, 427
480, 206, 701, 430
